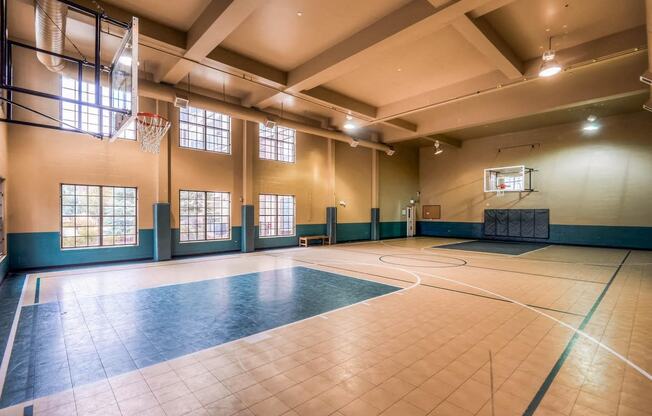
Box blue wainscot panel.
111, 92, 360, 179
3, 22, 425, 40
254, 224, 327, 249
172, 227, 241, 257
380, 222, 407, 239
336, 223, 371, 243
417, 221, 652, 250
549, 224, 652, 250
8, 230, 154, 270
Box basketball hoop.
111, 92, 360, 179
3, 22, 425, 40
136, 112, 170, 153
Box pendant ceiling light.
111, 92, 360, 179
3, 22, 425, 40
539, 37, 562, 78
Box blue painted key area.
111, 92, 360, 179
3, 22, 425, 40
0, 267, 398, 408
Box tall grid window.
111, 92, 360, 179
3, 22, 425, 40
179, 106, 231, 153
259, 194, 295, 237
180, 190, 230, 242
259, 124, 295, 163
60, 77, 135, 139
61, 184, 137, 248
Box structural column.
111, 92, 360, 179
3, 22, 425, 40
370, 149, 380, 241
241, 121, 255, 252
326, 139, 337, 244
153, 102, 173, 261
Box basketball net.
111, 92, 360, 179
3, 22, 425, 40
137, 101, 170, 154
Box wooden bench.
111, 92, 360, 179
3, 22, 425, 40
299, 235, 331, 247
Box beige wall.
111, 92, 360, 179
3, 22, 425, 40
419, 111, 652, 226
169, 108, 244, 229
379, 143, 419, 222
253, 125, 329, 226
7, 124, 160, 232
334, 142, 372, 223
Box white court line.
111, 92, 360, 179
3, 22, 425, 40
412, 268, 652, 381
271, 249, 652, 382
0, 274, 30, 398
300, 253, 652, 381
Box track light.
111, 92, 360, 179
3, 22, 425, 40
385, 147, 395, 156
434, 140, 443, 155
539, 37, 562, 78
582, 115, 600, 132
349, 139, 359, 148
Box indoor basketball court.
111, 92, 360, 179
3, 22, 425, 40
0, 0, 650, 415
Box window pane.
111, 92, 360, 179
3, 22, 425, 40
180, 107, 231, 154
258, 194, 295, 238
60, 76, 135, 139
60, 184, 137, 248
258, 124, 296, 163
179, 190, 230, 242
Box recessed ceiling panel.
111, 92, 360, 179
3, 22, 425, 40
484, 0, 646, 60
322, 26, 496, 107
221, 0, 413, 71
102, 0, 212, 31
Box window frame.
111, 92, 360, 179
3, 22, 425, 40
59, 76, 136, 140
178, 189, 231, 243
60, 183, 139, 250
258, 124, 296, 163
179, 106, 232, 154
258, 193, 296, 238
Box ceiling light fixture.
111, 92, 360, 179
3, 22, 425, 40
386, 147, 395, 156
434, 140, 443, 155
582, 115, 600, 132
296, 11, 303, 16
343, 122, 356, 130
349, 139, 359, 148
539, 37, 562, 78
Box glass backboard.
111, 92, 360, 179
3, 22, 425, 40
109, 17, 138, 141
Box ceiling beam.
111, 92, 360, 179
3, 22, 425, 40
384, 118, 419, 133
451, 14, 522, 79
383, 51, 648, 142
301, 87, 376, 118
157, 0, 263, 84
299, 87, 418, 132
207, 47, 287, 87
424, 135, 462, 148
371, 25, 647, 125
251, 0, 514, 109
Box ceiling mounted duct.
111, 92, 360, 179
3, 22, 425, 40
34, 0, 68, 72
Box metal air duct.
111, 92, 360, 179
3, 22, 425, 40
34, 0, 68, 72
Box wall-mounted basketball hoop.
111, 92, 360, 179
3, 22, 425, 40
484, 165, 536, 194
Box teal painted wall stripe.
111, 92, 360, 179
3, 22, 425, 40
522, 251, 631, 415
380, 221, 406, 239
336, 223, 371, 243
171, 227, 241, 257
254, 224, 327, 249
417, 221, 652, 250
8, 229, 154, 270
